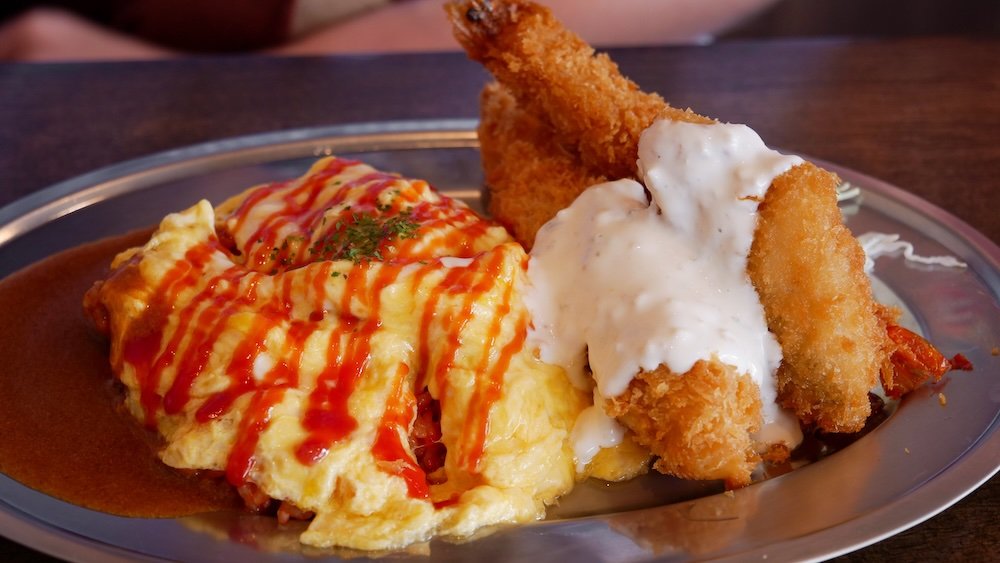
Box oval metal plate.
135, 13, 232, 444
1, 120, 998, 562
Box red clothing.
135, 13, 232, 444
113, 0, 294, 52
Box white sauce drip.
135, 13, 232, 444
569, 391, 626, 472
857, 232, 967, 273
525, 120, 805, 467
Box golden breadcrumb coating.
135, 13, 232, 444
447, 0, 891, 481
605, 361, 763, 488
450, 0, 710, 181
480, 84, 767, 483
748, 163, 889, 432
478, 83, 606, 249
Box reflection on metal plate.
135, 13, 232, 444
0, 121, 998, 563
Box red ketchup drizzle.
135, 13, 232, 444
371, 364, 430, 499
226, 387, 287, 486
432, 252, 505, 397
294, 262, 400, 465
122, 242, 221, 426
398, 200, 492, 259
116, 157, 520, 501
194, 313, 273, 423
433, 496, 461, 510
162, 271, 250, 415
227, 180, 290, 237
415, 266, 467, 401
243, 167, 407, 271
457, 274, 514, 472
122, 328, 168, 428
452, 253, 522, 472
240, 158, 358, 268
412, 250, 515, 475
409, 264, 438, 390
461, 312, 527, 472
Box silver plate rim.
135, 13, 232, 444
0, 119, 481, 247
0, 120, 998, 563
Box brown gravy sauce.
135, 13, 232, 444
0, 230, 239, 517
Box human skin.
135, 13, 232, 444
0, 0, 778, 61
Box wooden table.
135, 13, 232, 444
1, 36, 997, 561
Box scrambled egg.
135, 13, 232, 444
85, 157, 590, 550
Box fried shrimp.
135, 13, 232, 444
449, 0, 710, 181
447, 0, 892, 467
605, 362, 762, 487
478, 83, 605, 248
748, 163, 887, 432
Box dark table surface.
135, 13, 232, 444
1, 36, 998, 561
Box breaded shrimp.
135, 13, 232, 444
447, 0, 890, 446
478, 83, 606, 249
605, 362, 763, 487
481, 82, 766, 484
748, 163, 886, 431
450, 2, 780, 486
449, 0, 710, 181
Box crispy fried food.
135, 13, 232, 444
479, 83, 605, 248
481, 85, 767, 484
447, 0, 891, 461
605, 362, 762, 488
450, 0, 710, 182
747, 164, 886, 432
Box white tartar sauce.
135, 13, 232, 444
524, 119, 804, 469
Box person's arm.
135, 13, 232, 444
0, 0, 779, 62
0, 8, 173, 62
273, 0, 779, 56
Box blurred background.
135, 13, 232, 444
0, 0, 998, 62
725, 0, 1000, 38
